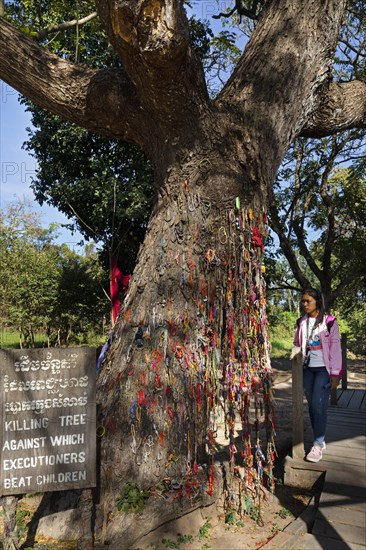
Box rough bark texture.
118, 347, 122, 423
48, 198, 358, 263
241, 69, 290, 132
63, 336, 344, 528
301, 81, 366, 138
0, 0, 365, 547
95, 150, 273, 548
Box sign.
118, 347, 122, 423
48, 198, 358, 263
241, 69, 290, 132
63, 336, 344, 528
0, 347, 96, 496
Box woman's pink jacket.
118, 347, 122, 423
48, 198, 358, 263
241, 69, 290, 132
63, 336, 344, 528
293, 315, 343, 377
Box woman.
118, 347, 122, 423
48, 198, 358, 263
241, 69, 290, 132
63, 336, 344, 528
293, 288, 342, 462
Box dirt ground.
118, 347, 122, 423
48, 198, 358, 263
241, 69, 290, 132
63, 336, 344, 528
130, 484, 315, 550
1, 358, 365, 550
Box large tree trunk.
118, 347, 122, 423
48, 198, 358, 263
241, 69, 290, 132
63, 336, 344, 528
95, 137, 275, 546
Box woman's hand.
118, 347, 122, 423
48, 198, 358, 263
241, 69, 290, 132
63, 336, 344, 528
330, 375, 340, 390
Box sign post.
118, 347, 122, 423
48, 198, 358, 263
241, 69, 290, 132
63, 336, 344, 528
0, 347, 96, 496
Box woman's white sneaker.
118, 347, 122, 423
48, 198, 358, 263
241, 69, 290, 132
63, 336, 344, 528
306, 445, 323, 463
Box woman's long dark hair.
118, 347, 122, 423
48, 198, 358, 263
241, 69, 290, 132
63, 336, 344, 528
302, 287, 327, 325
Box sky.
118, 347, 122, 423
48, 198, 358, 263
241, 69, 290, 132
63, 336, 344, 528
0, 81, 85, 252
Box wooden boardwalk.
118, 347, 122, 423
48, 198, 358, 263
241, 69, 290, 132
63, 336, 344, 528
336, 388, 366, 410
265, 389, 366, 549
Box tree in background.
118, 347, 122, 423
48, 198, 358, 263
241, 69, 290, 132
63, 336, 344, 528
46, 242, 109, 346
269, 132, 365, 307
26, 118, 154, 275
0, 201, 108, 347
1, 1, 365, 545
267, 133, 366, 353
266, 3, 365, 343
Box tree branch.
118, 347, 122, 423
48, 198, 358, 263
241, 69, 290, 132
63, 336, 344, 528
94, 0, 209, 127
319, 136, 339, 276
331, 265, 366, 304
96, 0, 189, 66
217, 0, 347, 187
339, 37, 365, 58
268, 199, 311, 290
212, 0, 262, 22
0, 17, 155, 149
301, 80, 366, 138
66, 201, 97, 237
292, 218, 323, 282
36, 12, 98, 41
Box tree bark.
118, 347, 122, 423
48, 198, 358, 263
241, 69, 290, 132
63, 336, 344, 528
0, 0, 365, 546
301, 81, 366, 138
95, 144, 274, 546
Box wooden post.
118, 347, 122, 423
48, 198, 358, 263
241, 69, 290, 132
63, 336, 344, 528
291, 350, 304, 460
341, 333, 348, 390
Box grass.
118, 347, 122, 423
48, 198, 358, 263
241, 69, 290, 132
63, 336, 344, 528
0, 330, 47, 349
269, 337, 293, 358
0, 329, 106, 349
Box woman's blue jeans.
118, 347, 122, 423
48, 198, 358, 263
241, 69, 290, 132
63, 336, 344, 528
303, 366, 331, 448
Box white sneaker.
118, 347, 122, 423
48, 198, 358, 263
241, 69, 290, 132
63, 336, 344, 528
306, 445, 323, 463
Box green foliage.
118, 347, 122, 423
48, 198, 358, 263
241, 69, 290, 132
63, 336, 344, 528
177, 534, 194, 544
340, 302, 366, 357
161, 531, 201, 549
0, 330, 47, 349
6, 1, 114, 67
45, 245, 109, 345
268, 309, 298, 339
24, 111, 154, 271
188, 16, 213, 58
198, 519, 212, 540
162, 539, 180, 549
271, 523, 284, 533
16, 508, 32, 534
269, 338, 293, 359
203, 29, 243, 96
0, 202, 59, 345
116, 482, 150, 514
248, 505, 263, 525
224, 511, 238, 525
0, 201, 109, 346
277, 507, 292, 519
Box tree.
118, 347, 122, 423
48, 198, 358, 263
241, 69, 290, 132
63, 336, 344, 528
45, 243, 109, 346
0, 200, 60, 346
14, 3, 226, 299
268, 132, 366, 309
0, 200, 108, 346
267, 3, 365, 310
1, 1, 365, 547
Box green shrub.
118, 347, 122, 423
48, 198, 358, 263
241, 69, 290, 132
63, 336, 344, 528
116, 482, 150, 514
